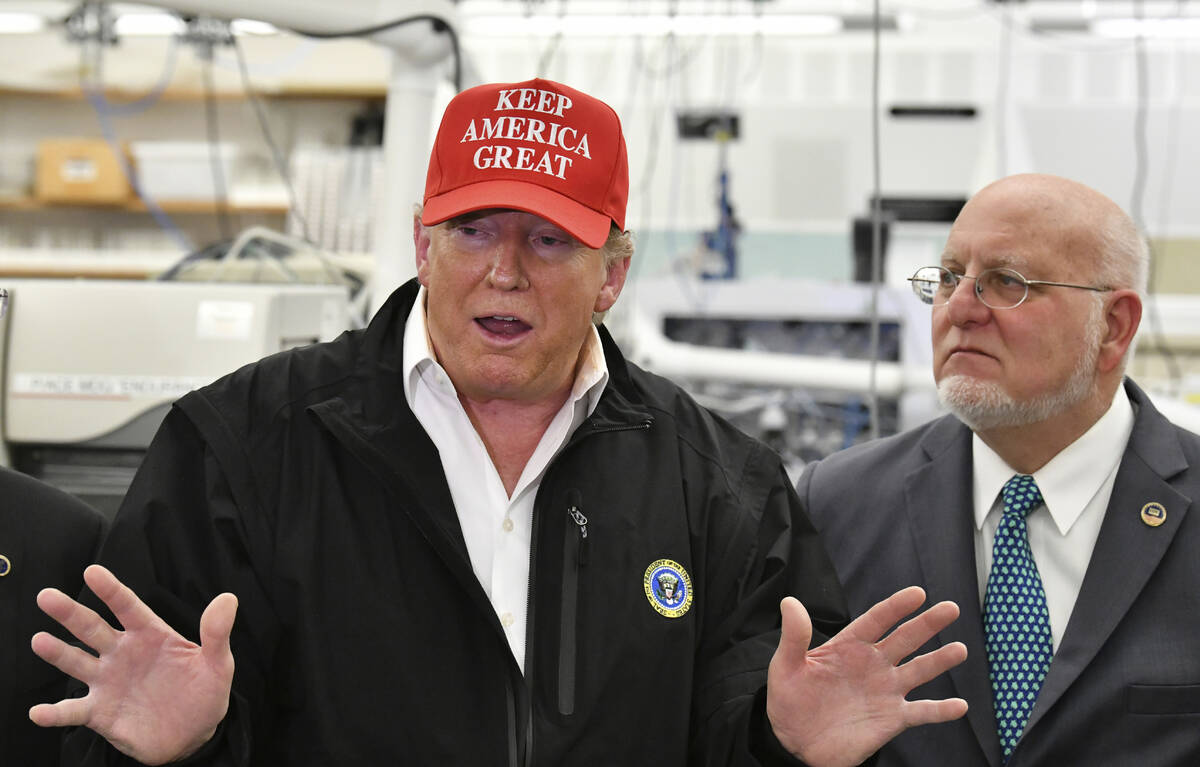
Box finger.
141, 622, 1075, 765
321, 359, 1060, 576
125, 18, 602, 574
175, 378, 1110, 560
902, 696, 969, 727
877, 600, 960, 665
841, 586, 927, 644
199, 593, 238, 666
84, 564, 161, 634
36, 588, 120, 655
30, 631, 101, 682
774, 597, 814, 670
896, 641, 968, 692
29, 694, 93, 729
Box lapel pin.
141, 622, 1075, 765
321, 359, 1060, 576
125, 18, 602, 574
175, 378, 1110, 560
0, 554, 10, 576
1140, 502, 1167, 528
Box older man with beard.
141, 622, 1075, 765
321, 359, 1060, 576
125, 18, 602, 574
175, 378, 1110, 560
803, 173, 1200, 767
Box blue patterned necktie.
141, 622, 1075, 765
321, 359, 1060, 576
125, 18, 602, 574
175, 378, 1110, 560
983, 474, 1053, 762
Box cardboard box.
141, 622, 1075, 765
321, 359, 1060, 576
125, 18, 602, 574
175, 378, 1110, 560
35, 139, 132, 204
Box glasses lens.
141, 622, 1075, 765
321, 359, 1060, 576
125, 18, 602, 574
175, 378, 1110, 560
977, 268, 1028, 309
910, 267, 946, 304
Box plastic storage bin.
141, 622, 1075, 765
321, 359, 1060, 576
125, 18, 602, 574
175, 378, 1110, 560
130, 141, 238, 201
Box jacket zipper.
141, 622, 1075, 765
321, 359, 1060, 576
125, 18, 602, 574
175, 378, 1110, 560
522, 488, 540, 767
524, 418, 650, 764
312, 405, 532, 767
558, 491, 588, 715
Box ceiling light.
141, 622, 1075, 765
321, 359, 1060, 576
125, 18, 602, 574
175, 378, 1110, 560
0, 12, 45, 34
463, 13, 842, 38
1092, 17, 1200, 39
231, 19, 279, 36
113, 12, 185, 36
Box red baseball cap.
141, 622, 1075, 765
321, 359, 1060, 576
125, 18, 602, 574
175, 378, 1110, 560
422, 78, 628, 249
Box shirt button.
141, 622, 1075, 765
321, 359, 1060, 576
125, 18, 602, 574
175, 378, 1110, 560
502, 518, 514, 532
501, 612, 514, 628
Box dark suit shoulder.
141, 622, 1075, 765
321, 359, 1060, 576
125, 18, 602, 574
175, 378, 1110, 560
0, 465, 105, 543
803, 414, 965, 487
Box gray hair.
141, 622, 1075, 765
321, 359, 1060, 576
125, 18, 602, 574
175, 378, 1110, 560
1092, 207, 1150, 296
593, 225, 634, 325
1085, 203, 1147, 373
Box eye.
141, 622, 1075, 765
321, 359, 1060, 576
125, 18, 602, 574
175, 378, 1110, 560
529, 227, 578, 259
446, 221, 494, 248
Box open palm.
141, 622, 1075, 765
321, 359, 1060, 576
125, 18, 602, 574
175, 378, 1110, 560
29, 564, 237, 765
766, 587, 968, 767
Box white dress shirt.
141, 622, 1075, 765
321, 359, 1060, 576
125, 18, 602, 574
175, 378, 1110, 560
972, 385, 1135, 652
401, 286, 609, 673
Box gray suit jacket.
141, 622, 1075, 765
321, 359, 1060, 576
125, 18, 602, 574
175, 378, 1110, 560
802, 380, 1199, 766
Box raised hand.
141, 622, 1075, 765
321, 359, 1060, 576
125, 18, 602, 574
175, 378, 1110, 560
766, 586, 968, 767
29, 564, 237, 765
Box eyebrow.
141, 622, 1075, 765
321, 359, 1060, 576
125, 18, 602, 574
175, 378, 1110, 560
939, 252, 1027, 272
446, 208, 510, 226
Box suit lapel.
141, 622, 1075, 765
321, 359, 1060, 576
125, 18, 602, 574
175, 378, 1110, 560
1025, 385, 1191, 733
904, 418, 1002, 767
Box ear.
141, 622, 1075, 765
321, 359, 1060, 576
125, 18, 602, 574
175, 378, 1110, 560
414, 214, 433, 286
1097, 289, 1142, 374
593, 255, 631, 314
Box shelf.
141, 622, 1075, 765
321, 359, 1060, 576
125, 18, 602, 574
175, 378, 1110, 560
0, 251, 175, 280
0, 196, 289, 215
0, 85, 387, 102
0, 249, 375, 282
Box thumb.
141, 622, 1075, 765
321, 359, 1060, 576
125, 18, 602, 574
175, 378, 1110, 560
199, 593, 238, 663
776, 596, 814, 669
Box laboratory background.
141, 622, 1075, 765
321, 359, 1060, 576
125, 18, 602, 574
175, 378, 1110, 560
0, 0, 1198, 517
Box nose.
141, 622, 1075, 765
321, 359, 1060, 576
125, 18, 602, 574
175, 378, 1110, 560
943, 275, 989, 326
486, 238, 529, 291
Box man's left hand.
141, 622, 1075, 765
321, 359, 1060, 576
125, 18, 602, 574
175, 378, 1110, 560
766, 586, 968, 767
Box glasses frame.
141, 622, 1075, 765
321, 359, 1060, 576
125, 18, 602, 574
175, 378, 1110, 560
908, 265, 1109, 310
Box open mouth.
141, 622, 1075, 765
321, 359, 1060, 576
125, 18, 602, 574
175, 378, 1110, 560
476, 315, 532, 337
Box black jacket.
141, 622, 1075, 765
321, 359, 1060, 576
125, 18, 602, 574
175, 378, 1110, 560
67, 280, 847, 766
1, 466, 107, 765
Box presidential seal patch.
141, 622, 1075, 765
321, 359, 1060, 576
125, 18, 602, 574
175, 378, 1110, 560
644, 558, 693, 618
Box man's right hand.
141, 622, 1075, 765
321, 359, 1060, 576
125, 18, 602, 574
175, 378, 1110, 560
29, 564, 237, 765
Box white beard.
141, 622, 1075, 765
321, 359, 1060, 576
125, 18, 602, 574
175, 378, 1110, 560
937, 309, 1104, 431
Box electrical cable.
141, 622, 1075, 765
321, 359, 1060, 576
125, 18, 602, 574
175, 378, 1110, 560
865, 0, 884, 442
1129, 0, 1184, 394
201, 51, 234, 243
291, 14, 462, 92
536, 0, 568, 77
995, 2, 1012, 178
1153, 1, 1188, 339
230, 35, 315, 245
185, 26, 351, 291
916, 0, 1133, 55
78, 30, 196, 255
90, 33, 180, 116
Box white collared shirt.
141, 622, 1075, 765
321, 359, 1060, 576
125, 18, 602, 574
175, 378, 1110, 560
401, 286, 609, 673
972, 385, 1135, 651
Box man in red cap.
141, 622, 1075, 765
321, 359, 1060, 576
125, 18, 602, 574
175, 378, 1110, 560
31, 79, 965, 766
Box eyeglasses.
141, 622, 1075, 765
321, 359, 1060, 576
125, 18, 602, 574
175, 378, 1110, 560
908, 265, 1109, 310
0, 288, 7, 321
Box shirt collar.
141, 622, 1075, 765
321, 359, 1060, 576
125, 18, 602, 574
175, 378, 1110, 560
972, 384, 1135, 534
401, 284, 609, 417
